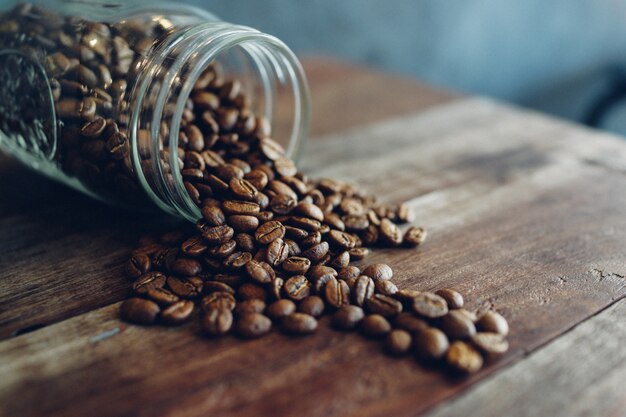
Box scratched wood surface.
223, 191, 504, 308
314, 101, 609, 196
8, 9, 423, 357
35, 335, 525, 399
1, 59, 625, 417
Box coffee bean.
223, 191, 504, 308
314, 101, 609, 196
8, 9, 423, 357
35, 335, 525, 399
237, 283, 267, 301
120, 298, 160, 325
343, 214, 369, 231
295, 202, 324, 222
201, 291, 236, 311
412, 292, 449, 318
348, 247, 369, 260
301, 241, 329, 263
268, 180, 298, 200
476, 311, 509, 336
360, 314, 392, 338
308, 265, 338, 292
374, 279, 398, 296
281, 313, 317, 335
160, 300, 194, 325
203, 281, 235, 295
235, 299, 266, 316
281, 256, 311, 275
245, 169, 269, 190
266, 299, 296, 320
440, 310, 477, 339
228, 214, 259, 232
255, 220, 286, 244
180, 236, 208, 257
380, 218, 403, 246
132, 271, 166, 294
324, 277, 350, 309
393, 289, 422, 304
245, 260, 275, 284
169, 258, 202, 276
235, 233, 257, 252
470, 332, 509, 360
435, 288, 464, 310
366, 294, 403, 317
397, 202, 414, 223
298, 296, 325, 317
329, 251, 350, 269
203, 307, 233, 336
259, 137, 285, 160
300, 231, 322, 248
385, 329, 412, 356
208, 240, 237, 258
353, 275, 375, 307
201, 205, 226, 226
222, 200, 261, 215
404, 226, 427, 247
167, 276, 202, 299
230, 178, 258, 200
267, 238, 289, 267
339, 197, 366, 216
362, 263, 393, 281
332, 305, 365, 330
223, 251, 252, 269
125, 254, 152, 279
446, 341, 483, 373
284, 225, 308, 240
393, 313, 429, 333
414, 327, 449, 361
283, 275, 311, 301
235, 313, 272, 338
202, 225, 235, 245
337, 266, 360, 281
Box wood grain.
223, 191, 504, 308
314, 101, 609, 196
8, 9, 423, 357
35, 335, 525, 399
0, 59, 455, 340
426, 298, 626, 417
1, 98, 625, 417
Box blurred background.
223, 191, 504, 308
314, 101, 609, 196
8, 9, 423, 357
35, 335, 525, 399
183, 0, 626, 137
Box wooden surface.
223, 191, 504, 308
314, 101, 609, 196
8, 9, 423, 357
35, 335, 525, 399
1, 58, 625, 417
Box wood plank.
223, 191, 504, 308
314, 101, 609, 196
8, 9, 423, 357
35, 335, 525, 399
426, 299, 626, 417
1, 99, 625, 417
0, 58, 456, 339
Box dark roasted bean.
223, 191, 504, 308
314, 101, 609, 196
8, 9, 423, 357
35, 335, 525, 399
169, 258, 202, 277
476, 311, 509, 336
440, 310, 477, 339
324, 277, 350, 309
362, 263, 393, 281
255, 220, 285, 244
201, 291, 236, 311
353, 275, 375, 307
203, 281, 235, 295
414, 327, 450, 361
360, 314, 391, 337
366, 294, 402, 317
281, 256, 311, 275
470, 332, 509, 360
160, 300, 194, 325
245, 260, 275, 284
228, 214, 259, 232
301, 241, 329, 263
125, 254, 152, 279
446, 341, 483, 373
332, 305, 364, 330
146, 287, 180, 306
374, 279, 398, 296
237, 283, 268, 301
121, 298, 160, 325
267, 238, 289, 267
235, 299, 266, 316
181, 236, 208, 257
380, 218, 403, 246
298, 295, 325, 317
404, 226, 427, 247
266, 299, 296, 320
393, 313, 429, 333
201, 205, 226, 226
283, 275, 311, 301
436, 288, 464, 310
167, 276, 202, 299
281, 312, 317, 335
132, 271, 166, 294
235, 313, 272, 338
203, 307, 233, 336
412, 292, 449, 318
385, 329, 412, 356
202, 225, 235, 245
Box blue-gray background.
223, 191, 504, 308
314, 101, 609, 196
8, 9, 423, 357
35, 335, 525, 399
190, 0, 626, 135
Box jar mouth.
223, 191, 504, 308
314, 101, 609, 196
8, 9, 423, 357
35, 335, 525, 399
130, 22, 310, 222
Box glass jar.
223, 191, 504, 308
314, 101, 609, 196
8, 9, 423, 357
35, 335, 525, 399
0, 0, 310, 222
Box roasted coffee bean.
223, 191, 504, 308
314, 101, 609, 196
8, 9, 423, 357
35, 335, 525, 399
476, 311, 509, 336
167, 276, 202, 299
201, 205, 226, 226
132, 271, 166, 294
379, 218, 403, 246
267, 238, 289, 267
394, 313, 429, 333
360, 314, 392, 338
436, 288, 464, 310
259, 137, 285, 160
222, 200, 260, 215
230, 178, 258, 200
213, 273, 244, 287
235, 233, 256, 252
366, 294, 402, 317
235, 299, 266, 316
301, 241, 329, 263
245, 169, 269, 190
283, 275, 311, 301
223, 251, 252, 269
414, 327, 450, 361
235, 313, 272, 338
266, 299, 296, 320
470, 332, 509, 360
323, 213, 345, 231
202, 225, 235, 245
81, 117, 107, 138
328, 251, 350, 270
203, 307, 233, 336
295, 202, 324, 222
397, 202, 415, 223
332, 305, 365, 330
446, 341, 483, 373
375, 279, 398, 296
181, 236, 209, 257
255, 220, 286, 244
404, 226, 427, 247
348, 247, 369, 260
184, 182, 201, 205
203, 281, 235, 295
352, 275, 375, 307
169, 258, 202, 276
337, 266, 361, 281
201, 291, 236, 311
289, 216, 321, 232
237, 283, 267, 301
125, 254, 152, 279
245, 260, 275, 284
362, 263, 393, 281
208, 239, 237, 258
146, 287, 180, 306
412, 292, 449, 318
385, 329, 412, 356
284, 225, 308, 240
308, 265, 338, 292
121, 298, 160, 325
324, 277, 350, 309
228, 214, 259, 232
281, 256, 311, 275
343, 214, 369, 231
393, 289, 422, 304
300, 231, 322, 248
339, 197, 366, 216
440, 310, 477, 339
281, 313, 317, 335
298, 295, 325, 318
160, 300, 194, 325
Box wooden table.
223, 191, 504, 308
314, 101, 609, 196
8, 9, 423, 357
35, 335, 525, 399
1, 57, 625, 417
